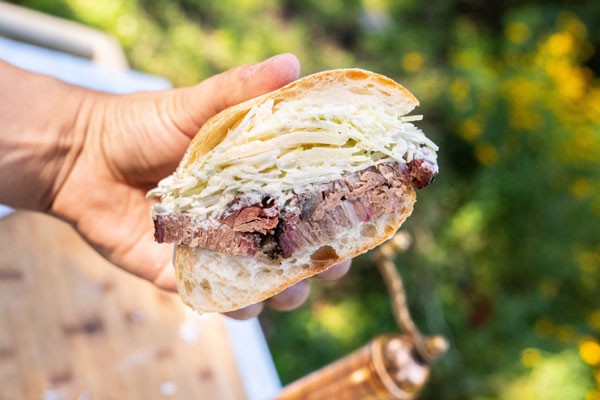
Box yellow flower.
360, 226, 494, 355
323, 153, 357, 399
545, 60, 587, 101
546, 32, 575, 56
506, 21, 531, 44
475, 143, 499, 165
450, 79, 470, 104
521, 348, 543, 368
579, 339, 600, 366
586, 390, 600, 400
578, 251, 599, 274
570, 178, 593, 199
402, 52, 424, 73
501, 77, 544, 131
508, 108, 542, 131
459, 118, 482, 141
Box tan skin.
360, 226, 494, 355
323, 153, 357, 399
0, 54, 351, 319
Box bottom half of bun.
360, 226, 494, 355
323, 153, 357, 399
173, 190, 415, 314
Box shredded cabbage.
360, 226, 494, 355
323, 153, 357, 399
148, 98, 438, 219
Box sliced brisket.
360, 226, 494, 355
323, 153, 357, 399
154, 213, 259, 256
153, 158, 436, 258
222, 199, 279, 234
277, 162, 412, 257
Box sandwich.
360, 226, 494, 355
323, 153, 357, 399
147, 69, 439, 314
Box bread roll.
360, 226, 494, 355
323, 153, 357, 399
148, 69, 438, 314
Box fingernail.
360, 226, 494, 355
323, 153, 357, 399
258, 53, 300, 78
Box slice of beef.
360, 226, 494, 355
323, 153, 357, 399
222, 199, 279, 234
154, 213, 259, 256
153, 156, 436, 258
276, 162, 412, 257
408, 158, 436, 189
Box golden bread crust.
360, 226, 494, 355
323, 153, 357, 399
179, 69, 418, 169
171, 68, 422, 313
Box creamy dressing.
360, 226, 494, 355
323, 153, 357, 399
148, 98, 438, 219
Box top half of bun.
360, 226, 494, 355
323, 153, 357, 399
179, 69, 419, 170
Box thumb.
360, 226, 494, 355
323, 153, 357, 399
166, 53, 300, 138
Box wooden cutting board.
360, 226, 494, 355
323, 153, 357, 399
0, 211, 247, 400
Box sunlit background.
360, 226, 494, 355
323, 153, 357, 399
8, 0, 600, 398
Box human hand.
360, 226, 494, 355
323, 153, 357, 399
45, 54, 350, 318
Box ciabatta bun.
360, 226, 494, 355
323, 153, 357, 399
150, 69, 438, 314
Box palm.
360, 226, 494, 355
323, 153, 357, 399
94, 91, 195, 187
51, 55, 303, 291
57, 104, 181, 288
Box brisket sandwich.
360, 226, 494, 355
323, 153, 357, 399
148, 69, 439, 314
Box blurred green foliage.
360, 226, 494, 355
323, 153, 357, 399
9, 0, 600, 398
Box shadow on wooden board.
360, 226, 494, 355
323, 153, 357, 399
0, 211, 246, 400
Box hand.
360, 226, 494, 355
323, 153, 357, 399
45, 54, 351, 319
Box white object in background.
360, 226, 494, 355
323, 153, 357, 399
0, 1, 128, 68
0, 37, 170, 93
226, 317, 282, 400
0, 205, 13, 219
